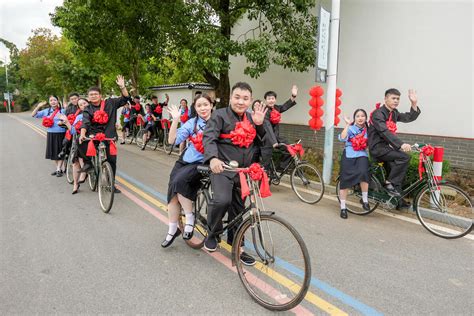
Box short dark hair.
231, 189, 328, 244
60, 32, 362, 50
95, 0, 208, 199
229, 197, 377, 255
231, 82, 252, 94
68, 92, 79, 98
264, 91, 277, 99
87, 86, 101, 94
385, 88, 401, 97
193, 93, 212, 106
134, 95, 141, 100
151, 95, 158, 100
180, 98, 188, 105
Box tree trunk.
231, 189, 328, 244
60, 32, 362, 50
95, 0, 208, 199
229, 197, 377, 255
216, 0, 231, 109
217, 68, 230, 108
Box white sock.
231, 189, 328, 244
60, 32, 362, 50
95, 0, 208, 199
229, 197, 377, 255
166, 222, 178, 241
56, 166, 61, 171
340, 200, 346, 209
362, 192, 368, 203
184, 213, 195, 233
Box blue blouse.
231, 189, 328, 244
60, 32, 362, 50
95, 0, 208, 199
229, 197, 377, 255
338, 125, 368, 158
176, 117, 207, 163
35, 107, 67, 133
70, 114, 83, 136
144, 113, 154, 126
122, 108, 131, 122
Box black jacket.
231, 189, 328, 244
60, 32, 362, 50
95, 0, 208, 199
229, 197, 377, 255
65, 103, 78, 116
82, 96, 131, 138
203, 106, 270, 168
368, 105, 421, 157
263, 99, 296, 146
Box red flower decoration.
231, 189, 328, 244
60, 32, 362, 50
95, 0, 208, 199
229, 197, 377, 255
154, 105, 162, 114
269, 109, 281, 124
350, 133, 367, 151
418, 145, 435, 179
161, 119, 171, 129
146, 114, 152, 122
180, 112, 189, 123
228, 118, 256, 148
286, 144, 305, 157
239, 163, 271, 200
67, 114, 76, 125
93, 110, 108, 124
189, 133, 204, 153
134, 104, 141, 112
94, 133, 106, 141
42, 117, 54, 128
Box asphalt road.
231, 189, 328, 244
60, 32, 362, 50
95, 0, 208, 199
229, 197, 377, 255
1, 113, 473, 315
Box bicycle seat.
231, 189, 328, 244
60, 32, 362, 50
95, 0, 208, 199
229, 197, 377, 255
197, 165, 211, 174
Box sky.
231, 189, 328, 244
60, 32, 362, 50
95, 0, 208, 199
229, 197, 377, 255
0, 0, 63, 63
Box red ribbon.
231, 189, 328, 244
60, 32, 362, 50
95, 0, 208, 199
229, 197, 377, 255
74, 121, 82, 133
65, 130, 72, 141
161, 119, 171, 129
189, 133, 204, 154
42, 108, 60, 127
180, 112, 189, 123
220, 114, 256, 148
92, 100, 108, 124
386, 112, 397, 134
418, 145, 434, 179
269, 109, 281, 124
238, 163, 272, 200
86, 133, 117, 157
286, 144, 305, 157
349, 128, 367, 151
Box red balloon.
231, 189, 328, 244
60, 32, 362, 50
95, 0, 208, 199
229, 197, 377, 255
309, 86, 324, 97
336, 88, 342, 97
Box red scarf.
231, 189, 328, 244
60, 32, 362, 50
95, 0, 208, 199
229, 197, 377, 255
349, 128, 367, 151
180, 112, 189, 123
239, 163, 271, 200
92, 100, 108, 125
220, 114, 256, 148
67, 109, 81, 125
42, 107, 60, 128
269, 109, 281, 124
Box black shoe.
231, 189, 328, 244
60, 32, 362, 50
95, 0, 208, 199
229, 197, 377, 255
56, 170, 63, 177
359, 199, 370, 211
161, 228, 182, 248
114, 187, 121, 194
396, 199, 411, 210
384, 183, 401, 197
240, 252, 256, 266
204, 236, 218, 252
120, 141, 125, 145
340, 208, 348, 219
51, 171, 58, 176
80, 163, 93, 173
72, 184, 80, 195
182, 224, 194, 240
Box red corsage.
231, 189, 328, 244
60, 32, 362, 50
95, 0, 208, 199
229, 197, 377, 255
41, 107, 60, 127
386, 112, 397, 134
189, 133, 204, 154
154, 105, 162, 114
92, 100, 108, 124
418, 145, 434, 179
134, 104, 141, 112
349, 128, 367, 151
180, 112, 189, 123
269, 109, 281, 124
239, 163, 271, 200
220, 114, 256, 148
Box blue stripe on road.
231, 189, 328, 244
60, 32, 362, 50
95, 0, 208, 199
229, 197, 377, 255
118, 169, 384, 316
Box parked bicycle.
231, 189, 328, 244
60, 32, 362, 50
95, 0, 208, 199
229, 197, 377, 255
180, 161, 311, 311
268, 140, 324, 204
335, 144, 473, 239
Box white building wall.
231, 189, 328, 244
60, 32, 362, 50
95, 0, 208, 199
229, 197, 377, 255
229, 0, 473, 138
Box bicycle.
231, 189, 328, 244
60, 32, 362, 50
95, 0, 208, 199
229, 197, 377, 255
126, 115, 140, 144
84, 135, 115, 213
335, 144, 473, 239
181, 162, 311, 311
65, 134, 78, 184
160, 119, 175, 155
267, 140, 324, 204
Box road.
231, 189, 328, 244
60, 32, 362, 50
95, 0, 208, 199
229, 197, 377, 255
1, 113, 473, 315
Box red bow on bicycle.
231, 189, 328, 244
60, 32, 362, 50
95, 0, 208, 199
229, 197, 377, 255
270, 109, 281, 124
86, 132, 117, 157
161, 119, 171, 129
286, 144, 305, 157
42, 108, 60, 128
239, 163, 272, 200
220, 114, 256, 148
92, 100, 109, 125
418, 145, 434, 179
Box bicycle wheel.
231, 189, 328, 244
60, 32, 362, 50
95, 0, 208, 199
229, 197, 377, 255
163, 130, 174, 155
180, 188, 209, 249
66, 153, 74, 184
335, 179, 379, 215
88, 157, 98, 191
414, 183, 473, 239
98, 161, 115, 213
233, 213, 311, 311
290, 163, 324, 204
127, 126, 136, 144
136, 129, 145, 149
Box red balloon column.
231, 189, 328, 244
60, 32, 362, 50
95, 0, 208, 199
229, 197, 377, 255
334, 88, 342, 126
308, 86, 324, 131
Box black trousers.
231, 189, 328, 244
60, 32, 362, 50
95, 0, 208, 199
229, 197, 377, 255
376, 149, 410, 190
78, 140, 117, 176
207, 172, 246, 245
260, 146, 292, 172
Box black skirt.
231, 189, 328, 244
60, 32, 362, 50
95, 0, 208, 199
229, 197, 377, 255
167, 160, 202, 203
45, 132, 66, 160
339, 150, 370, 189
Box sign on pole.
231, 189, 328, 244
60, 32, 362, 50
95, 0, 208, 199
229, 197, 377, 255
316, 6, 331, 83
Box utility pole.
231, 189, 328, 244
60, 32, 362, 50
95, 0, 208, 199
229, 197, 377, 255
4, 57, 11, 113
